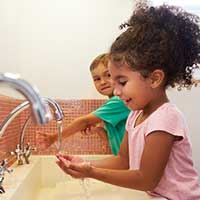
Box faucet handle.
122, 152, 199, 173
24, 142, 37, 152
0, 159, 13, 194
23, 142, 36, 164
0, 159, 13, 175
0, 176, 5, 194
11, 144, 24, 165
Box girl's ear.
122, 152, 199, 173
150, 69, 165, 88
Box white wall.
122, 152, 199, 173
0, 0, 133, 99
0, 0, 200, 174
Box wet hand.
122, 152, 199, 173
56, 153, 84, 163
56, 154, 92, 179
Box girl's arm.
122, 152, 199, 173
90, 131, 175, 191
58, 131, 175, 191
90, 132, 129, 170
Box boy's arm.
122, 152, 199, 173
61, 113, 102, 139
36, 113, 103, 148
40, 113, 102, 145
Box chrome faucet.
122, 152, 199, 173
8, 97, 64, 165
0, 73, 52, 193
0, 73, 52, 137
20, 97, 64, 151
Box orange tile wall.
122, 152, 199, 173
0, 95, 112, 164
0, 95, 22, 164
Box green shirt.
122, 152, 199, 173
92, 96, 130, 155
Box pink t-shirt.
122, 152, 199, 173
126, 102, 200, 200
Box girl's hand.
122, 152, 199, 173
56, 154, 92, 179
56, 154, 85, 163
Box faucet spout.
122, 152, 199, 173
19, 97, 64, 150
0, 73, 52, 137
45, 98, 64, 121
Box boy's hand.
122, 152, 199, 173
81, 125, 94, 135
36, 132, 57, 149
81, 124, 108, 142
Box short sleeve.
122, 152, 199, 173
92, 96, 130, 126
145, 104, 187, 138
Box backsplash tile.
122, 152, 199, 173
0, 95, 111, 164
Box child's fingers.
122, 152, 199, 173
56, 153, 73, 161
81, 128, 90, 135
62, 154, 73, 160
56, 160, 65, 171
57, 156, 71, 166
80, 130, 85, 135
69, 163, 82, 171
85, 127, 91, 135
56, 160, 83, 178
56, 157, 79, 170
56, 160, 71, 174
69, 162, 91, 172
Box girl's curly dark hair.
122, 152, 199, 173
110, 3, 200, 89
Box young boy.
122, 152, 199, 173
37, 53, 130, 155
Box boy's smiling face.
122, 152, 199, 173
91, 63, 114, 98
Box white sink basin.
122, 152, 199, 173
2, 155, 151, 200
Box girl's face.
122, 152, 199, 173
108, 61, 154, 111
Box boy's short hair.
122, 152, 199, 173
89, 53, 109, 71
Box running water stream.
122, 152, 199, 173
55, 121, 91, 199
56, 120, 63, 152
79, 179, 91, 200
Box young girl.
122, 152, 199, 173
56, 3, 200, 199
